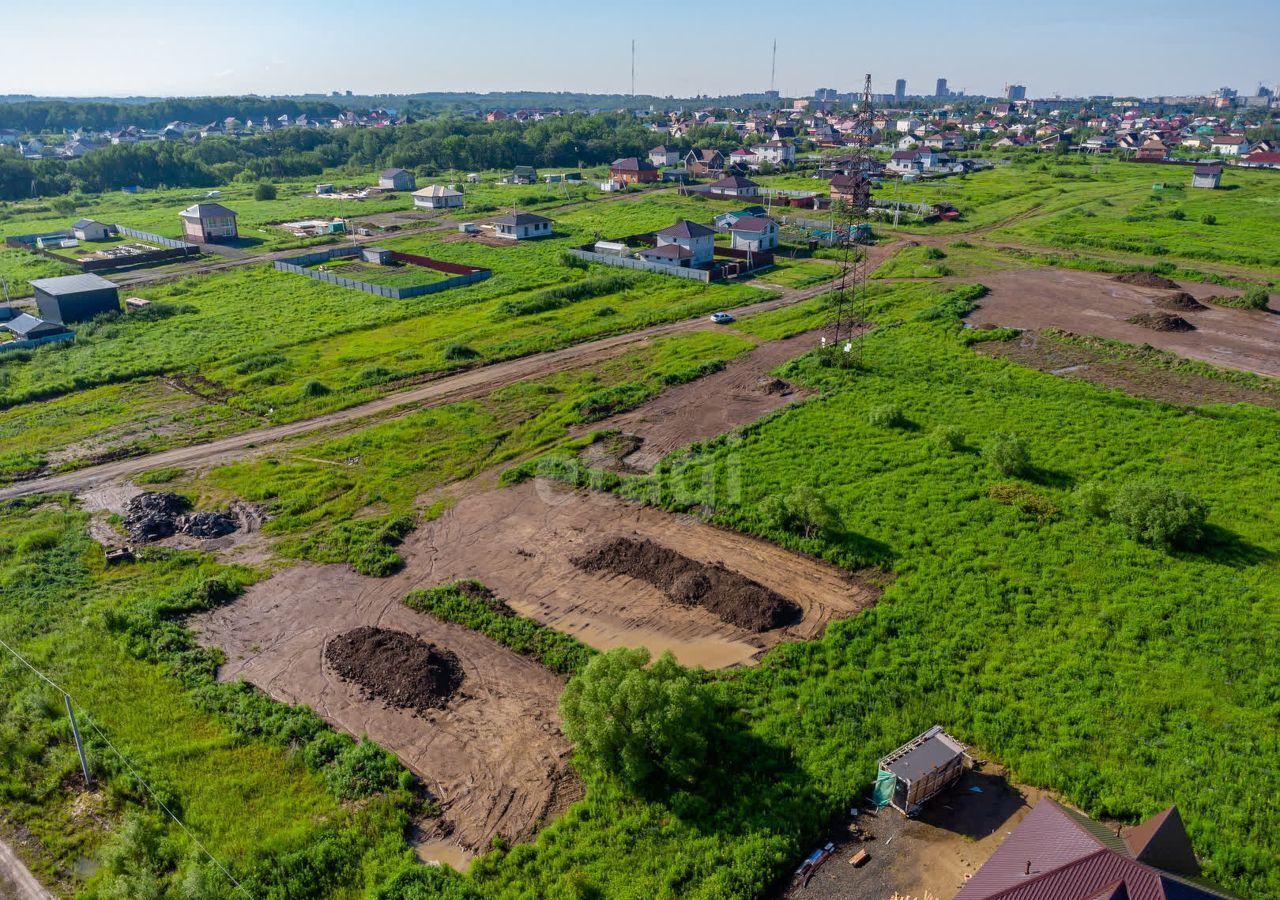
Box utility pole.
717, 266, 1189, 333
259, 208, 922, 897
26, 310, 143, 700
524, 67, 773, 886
65, 695, 92, 789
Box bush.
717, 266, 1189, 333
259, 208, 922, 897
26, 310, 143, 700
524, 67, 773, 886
300, 379, 331, 397
559, 251, 589, 270
1075, 481, 1110, 518
867, 404, 906, 428
443, 343, 480, 361
560, 647, 716, 794
1200, 213, 1216, 226
982, 432, 1031, 477
931, 424, 965, 451
1212, 286, 1271, 310
1167, 208, 1185, 221
761, 484, 842, 539
254, 181, 277, 201
1109, 480, 1208, 548
921, 246, 946, 260
496, 274, 637, 318
987, 482, 1059, 523
134, 467, 183, 485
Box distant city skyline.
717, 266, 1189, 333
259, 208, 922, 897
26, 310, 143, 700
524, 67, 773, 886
2, 0, 1276, 101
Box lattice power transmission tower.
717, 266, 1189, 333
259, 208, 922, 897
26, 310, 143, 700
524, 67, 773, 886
828, 171, 873, 362
861, 73, 874, 116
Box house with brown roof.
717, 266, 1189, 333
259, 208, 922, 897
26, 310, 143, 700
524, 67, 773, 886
1136, 137, 1170, 161
706, 174, 760, 198
179, 202, 238, 243
1209, 134, 1249, 156
608, 157, 659, 184
684, 148, 725, 175
648, 145, 680, 167
652, 220, 715, 266
829, 174, 870, 208
956, 798, 1230, 900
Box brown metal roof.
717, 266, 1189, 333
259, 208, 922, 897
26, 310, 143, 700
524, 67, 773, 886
656, 220, 715, 239
1124, 807, 1200, 877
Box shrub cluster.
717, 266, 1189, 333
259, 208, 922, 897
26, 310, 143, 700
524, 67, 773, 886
496, 274, 638, 318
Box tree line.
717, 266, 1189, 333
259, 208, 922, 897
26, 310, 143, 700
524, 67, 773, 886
0, 113, 746, 201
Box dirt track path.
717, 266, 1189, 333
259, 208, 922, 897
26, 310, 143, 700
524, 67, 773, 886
1, 247, 899, 501
0, 838, 50, 900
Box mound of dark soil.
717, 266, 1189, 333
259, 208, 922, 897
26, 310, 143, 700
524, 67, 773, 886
1128, 312, 1195, 332
1113, 272, 1180, 289
178, 511, 238, 539
123, 492, 191, 541
573, 537, 800, 632
756, 377, 793, 395
1156, 292, 1206, 312
324, 626, 463, 714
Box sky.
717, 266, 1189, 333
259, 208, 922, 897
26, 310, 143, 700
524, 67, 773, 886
2, 0, 1277, 100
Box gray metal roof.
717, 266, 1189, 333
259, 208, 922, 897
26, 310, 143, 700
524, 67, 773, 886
4, 313, 65, 337
880, 727, 966, 782
180, 202, 237, 219
29, 273, 118, 295
493, 213, 552, 226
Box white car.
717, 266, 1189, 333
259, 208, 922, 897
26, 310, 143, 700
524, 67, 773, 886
710, 312, 735, 324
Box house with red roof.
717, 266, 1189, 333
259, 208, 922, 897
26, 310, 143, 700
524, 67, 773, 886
956, 798, 1231, 900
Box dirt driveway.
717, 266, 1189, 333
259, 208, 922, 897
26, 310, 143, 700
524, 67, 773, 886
407, 480, 879, 669
192, 567, 575, 865
776, 767, 1045, 900
967, 268, 1280, 378
578, 329, 827, 471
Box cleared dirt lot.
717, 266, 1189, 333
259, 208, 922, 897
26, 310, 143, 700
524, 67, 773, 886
192, 566, 575, 865
407, 480, 880, 668
577, 329, 821, 471
967, 268, 1280, 378
775, 767, 1046, 900
979, 330, 1280, 410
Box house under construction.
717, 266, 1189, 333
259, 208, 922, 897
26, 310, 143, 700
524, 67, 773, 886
874, 726, 969, 815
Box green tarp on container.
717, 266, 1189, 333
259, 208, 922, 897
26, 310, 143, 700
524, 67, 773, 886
872, 769, 896, 807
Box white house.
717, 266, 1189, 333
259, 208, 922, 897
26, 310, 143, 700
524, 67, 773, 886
728, 216, 779, 253
751, 140, 795, 165
1210, 135, 1249, 156
896, 118, 923, 134
653, 220, 715, 266
492, 212, 552, 240
71, 219, 110, 242
888, 151, 924, 175
413, 185, 464, 209
648, 145, 680, 167
706, 174, 760, 198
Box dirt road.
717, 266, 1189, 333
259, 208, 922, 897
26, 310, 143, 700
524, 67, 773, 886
0, 268, 871, 501
0, 838, 50, 900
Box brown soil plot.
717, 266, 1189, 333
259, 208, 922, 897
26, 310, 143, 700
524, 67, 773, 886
966, 267, 1280, 378
406, 479, 880, 668
193, 566, 574, 863
576, 329, 824, 472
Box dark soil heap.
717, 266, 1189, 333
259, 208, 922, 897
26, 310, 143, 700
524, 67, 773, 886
123, 492, 191, 541
573, 537, 800, 632
1128, 312, 1195, 332
1113, 272, 1181, 289
123, 492, 240, 542
1156, 292, 1206, 312
325, 627, 464, 714
178, 511, 238, 539
757, 377, 793, 396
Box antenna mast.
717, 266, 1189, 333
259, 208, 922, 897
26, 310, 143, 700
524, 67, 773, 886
771, 39, 777, 93
631, 40, 636, 97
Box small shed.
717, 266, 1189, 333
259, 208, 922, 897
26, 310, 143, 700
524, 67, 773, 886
1191, 165, 1222, 189
315, 183, 335, 194
29, 273, 120, 324
361, 247, 393, 265
378, 168, 416, 191
72, 218, 110, 241
874, 726, 968, 816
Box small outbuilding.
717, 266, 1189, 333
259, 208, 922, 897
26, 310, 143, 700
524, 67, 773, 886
361, 247, 394, 265
492, 212, 553, 240
378, 168, 416, 191
874, 726, 968, 816
413, 185, 464, 209
72, 218, 110, 241
1191, 164, 1222, 189
2, 313, 73, 343
179, 203, 238, 243
29, 273, 120, 323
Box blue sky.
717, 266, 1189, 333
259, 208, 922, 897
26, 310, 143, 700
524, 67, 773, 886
3, 0, 1276, 99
